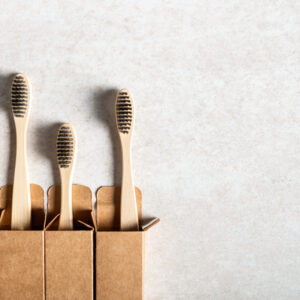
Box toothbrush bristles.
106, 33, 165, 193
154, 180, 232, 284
11, 74, 29, 118
57, 125, 74, 168
116, 90, 133, 134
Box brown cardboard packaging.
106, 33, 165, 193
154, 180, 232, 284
96, 186, 159, 300
0, 184, 45, 300
45, 184, 96, 300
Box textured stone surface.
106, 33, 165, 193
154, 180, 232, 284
0, 1, 299, 299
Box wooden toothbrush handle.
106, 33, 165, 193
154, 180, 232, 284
11, 125, 31, 230
120, 140, 139, 231
59, 170, 73, 230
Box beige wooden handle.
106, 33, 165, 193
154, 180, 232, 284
59, 169, 73, 230
120, 140, 139, 231
11, 123, 31, 230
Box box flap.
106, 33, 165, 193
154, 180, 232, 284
96, 186, 142, 231
96, 186, 159, 231
46, 184, 95, 230
0, 209, 5, 225
0, 184, 44, 230
141, 217, 160, 231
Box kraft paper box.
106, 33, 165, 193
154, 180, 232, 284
45, 184, 96, 300
96, 186, 159, 300
0, 184, 45, 300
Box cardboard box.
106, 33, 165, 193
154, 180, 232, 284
45, 184, 96, 300
0, 184, 158, 299
96, 186, 159, 300
0, 184, 45, 300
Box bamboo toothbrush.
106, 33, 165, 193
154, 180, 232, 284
56, 124, 77, 230
116, 89, 139, 231
11, 74, 31, 230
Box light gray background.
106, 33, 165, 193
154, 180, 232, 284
0, 1, 299, 299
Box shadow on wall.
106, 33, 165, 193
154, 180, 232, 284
32, 87, 121, 212
92, 88, 121, 186
33, 122, 63, 186
31, 87, 121, 207
0, 73, 18, 184
0, 78, 122, 206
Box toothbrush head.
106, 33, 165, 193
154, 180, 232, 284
11, 74, 30, 118
115, 89, 134, 135
56, 124, 76, 169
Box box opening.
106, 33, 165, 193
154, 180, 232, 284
46, 184, 96, 231
96, 186, 159, 231
0, 184, 45, 230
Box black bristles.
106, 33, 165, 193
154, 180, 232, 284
11, 75, 29, 118
116, 90, 133, 134
57, 126, 74, 168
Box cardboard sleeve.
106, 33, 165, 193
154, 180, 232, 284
0, 184, 45, 300
96, 186, 159, 300
0, 184, 159, 300
45, 184, 96, 300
